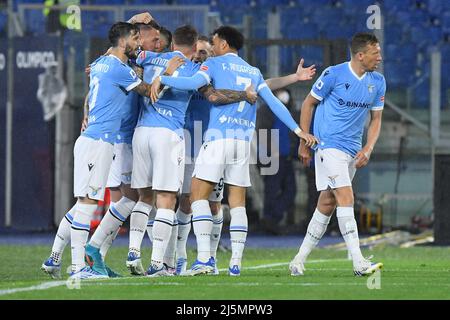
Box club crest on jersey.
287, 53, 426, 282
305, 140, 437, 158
89, 186, 101, 196
368, 85, 375, 93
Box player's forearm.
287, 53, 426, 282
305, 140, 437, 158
201, 87, 248, 106
364, 114, 382, 152
300, 95, 317, 133
265, 74, 297, 91
83, 94, 89, 118
160, 73, 208, 91
259, 86, 299, 132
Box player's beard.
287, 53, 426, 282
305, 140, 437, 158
125, 44, 138, 60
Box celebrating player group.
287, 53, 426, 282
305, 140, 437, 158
41, 11, 385, 280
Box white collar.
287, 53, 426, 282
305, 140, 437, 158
348, 62, 366, 81
224, 52, 238, 57
173, 50, 187, 59
108, 54, 126, 64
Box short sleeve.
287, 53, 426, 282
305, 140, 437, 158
255, 69, 268, 93
371, 76, 386, 111
135, 50, 157, 67
112, 63, 142, 92
310, 67, 336, 101
196, 58, 214, 84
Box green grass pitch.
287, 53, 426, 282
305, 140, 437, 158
0, 245, 449, 300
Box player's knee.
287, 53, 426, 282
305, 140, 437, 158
156, 192, 177, 209
334, 191, 354, 207
209, 201, 221, 215
179, 195, 192, 213
138, 188, 154, 205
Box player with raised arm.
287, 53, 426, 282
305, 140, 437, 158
175, 36, 317, 275
128, 25, 258, 277
41, 17, 165, 279
151, 26, 317, 276
289, 32, 385, 277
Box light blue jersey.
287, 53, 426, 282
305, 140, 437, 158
311, 62, 386, 157
197, 53, 266, 142
82, 55, 142, 144
160, 53, 300, 141
185, 90, 210, 158
135, 50, 200, 136
116, 91, 139, 144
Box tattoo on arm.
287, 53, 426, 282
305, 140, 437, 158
132, 82, 152, 98
131, 64, 144, 79
199, 85, 247, 105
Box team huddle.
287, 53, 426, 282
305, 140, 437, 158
41, 11, 386, 280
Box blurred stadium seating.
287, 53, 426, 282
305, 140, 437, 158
2, 0, 449, 108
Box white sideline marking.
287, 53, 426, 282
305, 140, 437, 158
0, 258, 346, 297
0, 281, 67, 296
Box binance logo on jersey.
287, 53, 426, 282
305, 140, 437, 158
156, 107, 173, 117
338, 98, 371, 109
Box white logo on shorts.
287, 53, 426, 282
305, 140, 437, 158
328, 175, 339, 187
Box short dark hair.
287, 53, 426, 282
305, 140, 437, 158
213, 26, 244, 51
108, 22, 139, 47
198, 35, 211, 43
160, 26, 173, 49
135, 20, 160, 32
173, 25, 198, 47
350, 33, 379, 55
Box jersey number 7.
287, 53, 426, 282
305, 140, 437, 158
236, 76, 251, 112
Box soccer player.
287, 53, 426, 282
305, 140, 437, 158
43, 22, 165, 280
175, 36, 317, 275
289, 32, 385, 277
83, 24, 184, 277
128, 25, 258, 277
151, 26, 318, 276
41, 19, 164, 279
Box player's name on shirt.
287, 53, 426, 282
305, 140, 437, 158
217, 62, 259, 76
91, 62, 110, 73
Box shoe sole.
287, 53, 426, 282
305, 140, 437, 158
41, 265, 61, 279
126, 260, 145, 276
354, 262, 383, 276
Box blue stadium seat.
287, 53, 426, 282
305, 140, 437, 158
442, 12, 450, 32
382, 0, 413, 12
414, 80, 430, 108
24, 10, 46, 35
310, 8, 341, 29
426, 0, 450, 15
90, 0, 126, 4
82, 10, 116, 38
283, 23, 317, 39
294, 45, 323, 69
387, 43, 417, 65
383, 62, 415, 88
128, 0, 167, 4
175, 0, 211, 4
323, 24, 354, 40
0, 11, 6, 35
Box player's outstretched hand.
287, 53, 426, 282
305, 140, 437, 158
296, 58, 316, 81
129, 12, 153, 24
80, 116, 88, 133
298, 142, 312, 167
245, 85, 258, 104
354, 148, 371, 168
166, 56, 185, 75
150, 76, 162, 104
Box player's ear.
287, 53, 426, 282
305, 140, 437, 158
192, 42, 197, 53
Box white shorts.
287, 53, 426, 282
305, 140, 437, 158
73, 135, 114, 201
131, 127, 185, 192
182, 160, 224, 202
193, 139, 251, 187
106, 142, 133, 188
314, 148, 357, 191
